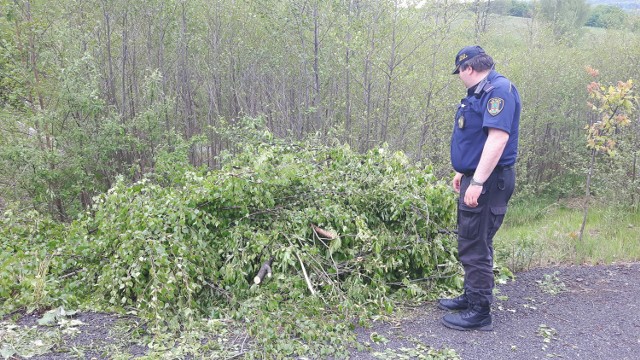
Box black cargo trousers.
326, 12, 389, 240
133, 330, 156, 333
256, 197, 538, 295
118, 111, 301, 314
457, 166, 515, 307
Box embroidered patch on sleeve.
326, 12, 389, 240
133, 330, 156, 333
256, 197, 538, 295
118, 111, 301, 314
487, 97, 504, 116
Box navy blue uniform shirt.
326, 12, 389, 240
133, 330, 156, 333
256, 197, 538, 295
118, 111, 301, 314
450, 70, 521, 174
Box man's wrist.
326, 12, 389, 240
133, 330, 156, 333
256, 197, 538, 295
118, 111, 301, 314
470, 178, 484, 187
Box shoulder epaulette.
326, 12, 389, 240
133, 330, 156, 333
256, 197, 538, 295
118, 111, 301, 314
473, 78, 494, 97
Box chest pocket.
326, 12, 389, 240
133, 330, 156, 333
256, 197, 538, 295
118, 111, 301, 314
457, 97, 483, 131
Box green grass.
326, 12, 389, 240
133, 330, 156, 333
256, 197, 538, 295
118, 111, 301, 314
494, 197, 640, 271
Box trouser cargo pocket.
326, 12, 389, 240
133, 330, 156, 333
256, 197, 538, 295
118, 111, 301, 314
488, 206, 507, 240
458, 204, 484, 239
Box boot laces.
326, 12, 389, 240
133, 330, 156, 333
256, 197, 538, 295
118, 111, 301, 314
455, 294, 467, 302
461, 309, 476, 319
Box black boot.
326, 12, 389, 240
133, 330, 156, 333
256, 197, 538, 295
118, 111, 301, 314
441, 304, 493, 331
438, 294, 469, 311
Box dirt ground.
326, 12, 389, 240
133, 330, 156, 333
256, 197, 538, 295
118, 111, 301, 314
5, 262, 640, 359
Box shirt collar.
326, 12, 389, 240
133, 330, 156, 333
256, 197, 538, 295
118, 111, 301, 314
467, 70, 497, 96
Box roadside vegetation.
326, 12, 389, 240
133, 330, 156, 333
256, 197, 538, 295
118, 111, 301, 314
496, 197, 640, 271
1, 0, 639, 358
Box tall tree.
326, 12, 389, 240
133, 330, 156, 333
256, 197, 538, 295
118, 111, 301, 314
535, 0, 590, 38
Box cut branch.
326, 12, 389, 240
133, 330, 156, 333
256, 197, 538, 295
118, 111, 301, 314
59, 268, 84, 279
311, 224, 336, 240
295, 251, 316, 295
387, 272, 459, 286
253, 257, 273, 285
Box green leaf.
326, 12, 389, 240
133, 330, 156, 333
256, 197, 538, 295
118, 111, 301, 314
0, 346, 16, 359
37, 310, 58, 326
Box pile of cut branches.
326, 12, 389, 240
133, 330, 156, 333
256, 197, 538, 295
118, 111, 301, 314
1, 133, 461, 357
78, 139, 459, 316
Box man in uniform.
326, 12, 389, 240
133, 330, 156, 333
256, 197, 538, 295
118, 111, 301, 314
439, 45, 521, 331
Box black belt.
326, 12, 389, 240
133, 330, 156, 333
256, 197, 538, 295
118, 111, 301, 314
463, 164, 513, 177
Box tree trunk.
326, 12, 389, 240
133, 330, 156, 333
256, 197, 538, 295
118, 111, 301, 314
101, 1, 117, 108
312, 1, 322, 133
632, 151, 638, 207
474, 0, 491, 41
578, 148, 596, 244
344, 0, 353, 146
120, 6, 129, 120
382, 6, 397, 144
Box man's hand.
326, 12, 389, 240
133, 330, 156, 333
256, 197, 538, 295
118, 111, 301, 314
452, 172, 463, 193
464, 183, 482, 207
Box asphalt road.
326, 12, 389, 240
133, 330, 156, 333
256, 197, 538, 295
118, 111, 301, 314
348, 263, 640, 360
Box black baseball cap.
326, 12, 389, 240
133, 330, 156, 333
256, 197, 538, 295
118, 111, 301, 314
452, 45, 486, 74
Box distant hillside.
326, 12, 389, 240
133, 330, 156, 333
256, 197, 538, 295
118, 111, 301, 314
587, 0, 640, 11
